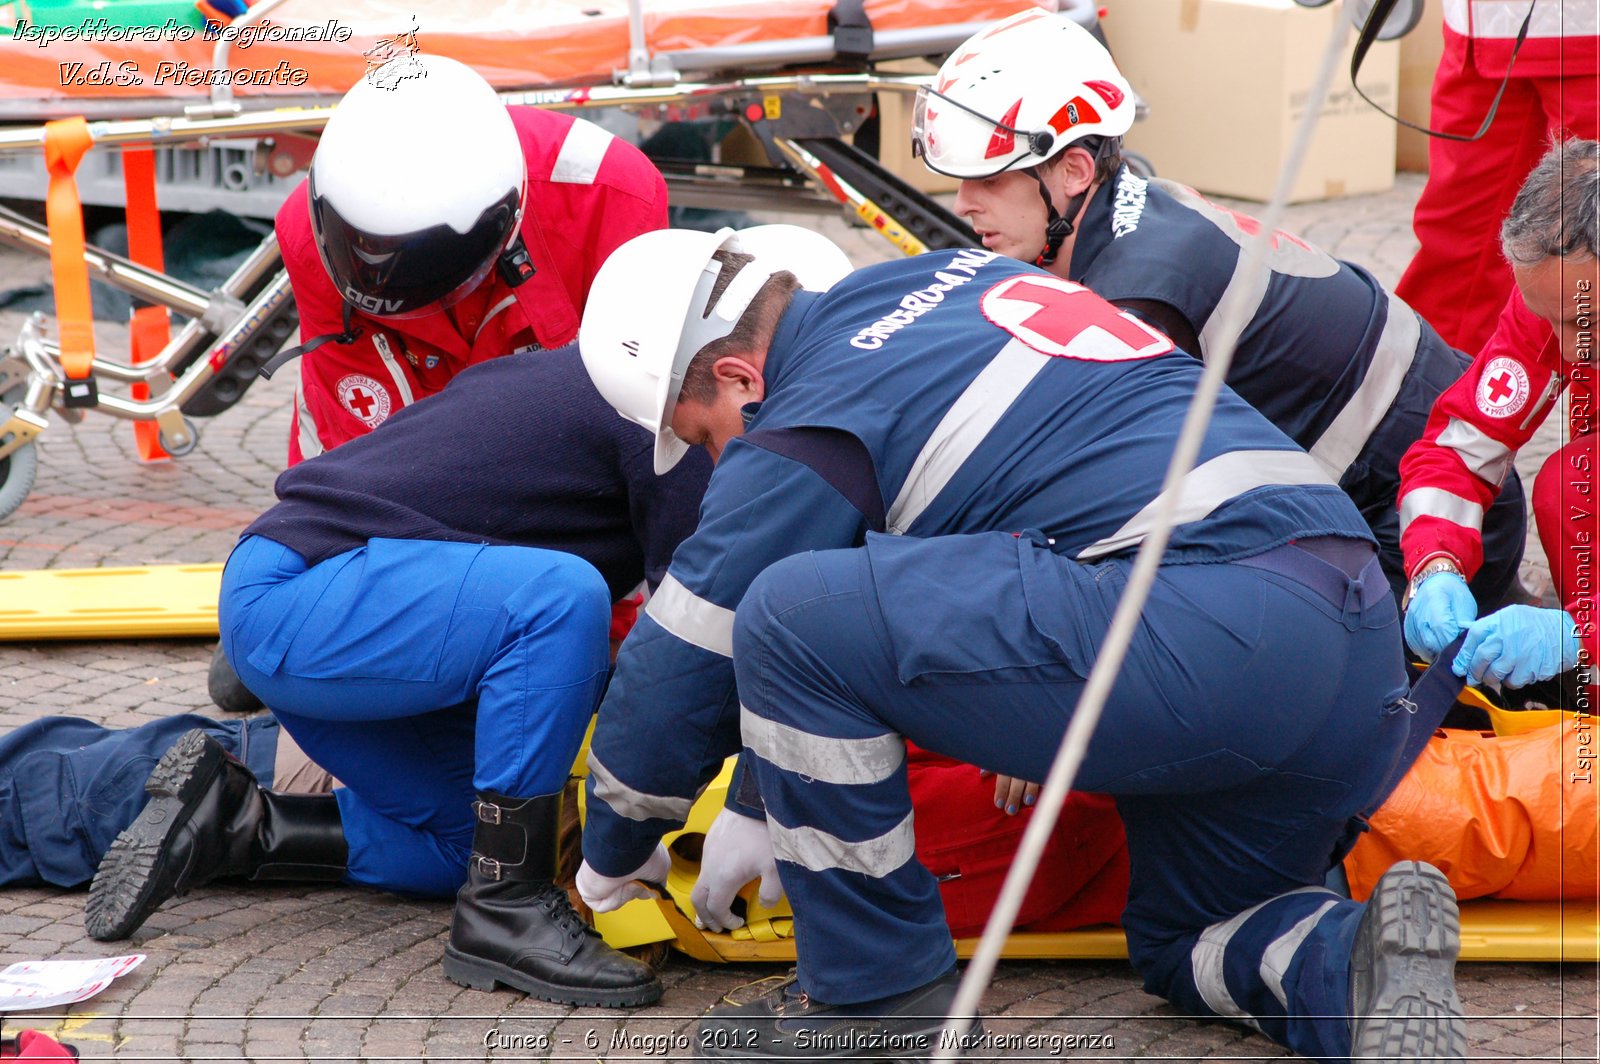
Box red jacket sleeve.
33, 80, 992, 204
583, 135, 667, 293
529, 129, 667, 331
1398, 288, 1564, 580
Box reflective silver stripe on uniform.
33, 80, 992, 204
886, 338, 1050, 533
646, 573, 735, 657
294, 374, 325, 460
587, 749, 695, 823
551, 117, 614, 184
1449, 0, 1595, 38
1191, 886, 1336, 1030
1308, 293, 1420, 482
1436, 417, 1516, 486
1399, 486, 1486, 536
1076, 450, 1335, 561
739, 705, 905, 786
476, 295, 520, 343
372, 334, 416, 408
1260, 898, 1339, 1008
1196, 248, 1270, 366
768, 810, 917, 877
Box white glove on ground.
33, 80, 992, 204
690, 809, 784, 932
575, 844, 671, 913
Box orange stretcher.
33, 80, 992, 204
0, 0, 1052, 118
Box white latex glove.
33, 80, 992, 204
690, 809, 784, 932
575, 843, 671, 913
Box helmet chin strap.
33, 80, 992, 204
1029, 168, 1085, 269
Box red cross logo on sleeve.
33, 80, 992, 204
1474, 356, 1530, 418
347, 387, 376, 419
336, 373, 393, 427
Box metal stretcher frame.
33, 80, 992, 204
0, 57, 983, 519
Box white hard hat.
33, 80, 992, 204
913, 10, 1136, 179
310, 54, 526, 318
580, 225, 852, 473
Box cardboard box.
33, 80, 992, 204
1102, 0, 1401, 203
1396, 0, 1444, 172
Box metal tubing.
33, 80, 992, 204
36, 268, 291, 422
0, 205, 212, 316
208, 0, 292, 112
0, 108, 335, 154
504, 72, 925, 112
0, 73, 926, 156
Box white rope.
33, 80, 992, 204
933, 6, 1355, 1055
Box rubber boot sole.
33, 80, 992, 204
84, 729, 226, 941
441, 945, 663, 1008
1349, 861, 1467, 1063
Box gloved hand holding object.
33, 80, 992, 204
1452, 605, 1582, 688
690, 808, 784, 932
576, 844, 670, 913
1404, 569, 1477, 661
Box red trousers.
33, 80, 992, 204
908, 746, 1126, 937
1395, 32, 1599, 355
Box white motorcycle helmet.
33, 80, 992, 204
913, 10, 1136, 264
309, 55, 527, 319
580, 225, 853, 474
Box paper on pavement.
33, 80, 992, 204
0, 956, 144, 1011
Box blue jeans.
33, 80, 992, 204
0, 714, 277, 888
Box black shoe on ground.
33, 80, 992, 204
1349, 860, 1467, 1063
85, 728, 345, 941
441, 791, 661, 1008
207, 644, 264, 714
695, 966, 984, 1059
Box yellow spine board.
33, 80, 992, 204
0, 564, 223, 640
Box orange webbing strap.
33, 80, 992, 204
42, 117, 96, 396
122, 145, 171, 461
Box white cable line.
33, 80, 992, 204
933, 7, 1356, 1056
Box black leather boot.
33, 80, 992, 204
208, 644, 264, 714
442, 790, 662, 1007
85, 728, 346, 941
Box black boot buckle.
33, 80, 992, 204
472, 854, 505, 881
474, 799, 504, 825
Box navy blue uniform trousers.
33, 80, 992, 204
0, 714, 278, 888
220, 535, 610, 898
737, 531, 1410, 1062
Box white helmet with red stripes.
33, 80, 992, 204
914, 9, 1136, 179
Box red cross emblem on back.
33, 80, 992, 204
981, 275, 1174, 361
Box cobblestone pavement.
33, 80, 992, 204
0, 173, 1595, 1062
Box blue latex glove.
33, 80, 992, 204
1451, 606, 1582, 688
1403, 570, 1476, 661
